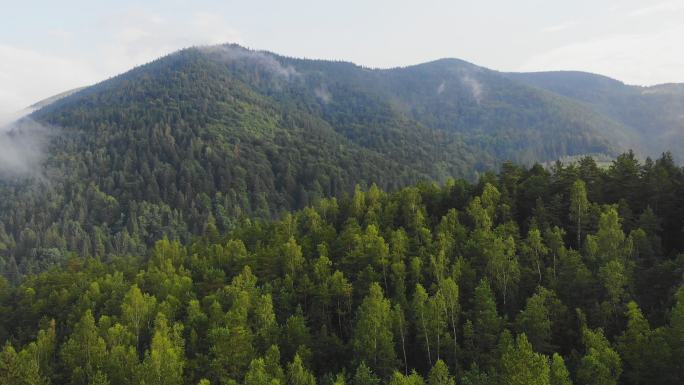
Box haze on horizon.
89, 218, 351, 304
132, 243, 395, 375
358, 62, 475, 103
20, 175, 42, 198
2, 0, 683, 117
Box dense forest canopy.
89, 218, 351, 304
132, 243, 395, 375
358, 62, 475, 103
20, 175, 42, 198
4, 44, 684, 277
1, 152, 683, 385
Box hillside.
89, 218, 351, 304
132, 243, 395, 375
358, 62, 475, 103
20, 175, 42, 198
0, 44, 674, 275
506, 71, 684, 160
0, 154, 683, 385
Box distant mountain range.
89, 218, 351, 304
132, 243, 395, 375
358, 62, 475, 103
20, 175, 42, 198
506, 70, 684, 160
1, 43, 682, 273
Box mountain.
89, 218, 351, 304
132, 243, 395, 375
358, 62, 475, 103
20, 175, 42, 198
0, 44, 679, 275
506, 71, 684, 160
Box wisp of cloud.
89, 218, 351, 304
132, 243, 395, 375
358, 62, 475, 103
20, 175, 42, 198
0, 110, 52, 180
198, 44, 299, 79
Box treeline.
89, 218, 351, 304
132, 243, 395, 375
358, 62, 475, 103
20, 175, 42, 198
0, 152, 683, 385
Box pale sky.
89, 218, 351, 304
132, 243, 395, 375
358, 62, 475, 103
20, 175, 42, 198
1, 0, 684, 116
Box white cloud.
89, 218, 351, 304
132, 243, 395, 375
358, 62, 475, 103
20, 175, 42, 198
462, 75, 484, 104
95, 9, 243, 76
628, 0, 684, 17
0, 117, 52, 180
0, 9, 242, 116
542, 21, 579, 33
0, 44, 99, 116
437, 81, 446, 94
519, 24, 684, 85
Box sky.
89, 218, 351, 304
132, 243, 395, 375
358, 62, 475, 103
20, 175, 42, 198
1, 0, 684, 116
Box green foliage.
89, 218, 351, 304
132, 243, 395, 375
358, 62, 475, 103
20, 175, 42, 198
427, 360, 454, 385
515, 288, 553, 353
577, 328, 622, 385
121, 284, 156, 348
2, 44, 669, 279
569, 180, 589, 249
61, 310, 108, 385
287, 354, 316, 385
466, 279, 502, 368
353, 362, 380, 385
353, 283, 396, 377
549, 353, 572, 385
142, 313, 184, 385
0, 156, 682, 385
498, 334, 550, 385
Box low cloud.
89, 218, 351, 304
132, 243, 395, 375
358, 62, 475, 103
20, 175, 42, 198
628, 1, 684, 17
0, 111, 52, 180
0, 44, 98, 117
315, 85, 332, 103
437, 81, 446, 94
462, 75, 484, 104
198, 45, 299, 79
542, 21, 579, 33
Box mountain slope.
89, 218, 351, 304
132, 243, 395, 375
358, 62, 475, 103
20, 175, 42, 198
1, 156, 684, 385
193, 47, 640, 163
506, 71, 684, 160
0, 44, 667, 275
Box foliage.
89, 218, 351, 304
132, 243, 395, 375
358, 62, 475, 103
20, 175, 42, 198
0, 155, 683, 384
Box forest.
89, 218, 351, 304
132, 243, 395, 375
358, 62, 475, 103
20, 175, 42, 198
0, 151, 682, 385
0, 45, 652, 278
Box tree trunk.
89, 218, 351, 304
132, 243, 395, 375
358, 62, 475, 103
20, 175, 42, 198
577, 202, 582, 250
420, 311, 432, 366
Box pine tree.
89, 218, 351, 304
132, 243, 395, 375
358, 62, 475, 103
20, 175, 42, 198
549, 353, 572, 385
287, 354, 316, 385
516, 288, 552, 353
470, 279, 502, 368
387, 370, 426, 385
499, 333, 550, 385
577, 327, 622, 385
427, 360, 455, 385
0, 344, 24, 385
244, 358, 279, 385
352, 362, 380, 385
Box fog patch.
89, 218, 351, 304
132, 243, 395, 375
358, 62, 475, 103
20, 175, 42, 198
315, 85, 332, 103
437, 81, 446, 95
0, 110, 53, 180
198, 44, 299, 80
461, 75, 484, 104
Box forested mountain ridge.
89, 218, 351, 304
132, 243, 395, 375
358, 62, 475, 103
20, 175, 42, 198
1, 153, 683, 385
506, 71, 684, 161
0, 44, 679, 277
